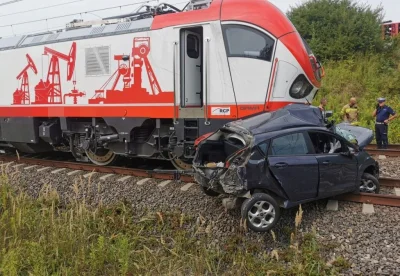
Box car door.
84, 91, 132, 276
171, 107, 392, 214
308, 131, 358, 197
267, 131, 319, 202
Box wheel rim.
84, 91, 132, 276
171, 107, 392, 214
247, 201, 276, 229
171, 158, 193, 170
85, 148, 116, 166
360, 178, 377, 193
167, 152, 192, 170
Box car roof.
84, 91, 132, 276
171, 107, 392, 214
226, 104, 325, 136
254, 126, 330, 143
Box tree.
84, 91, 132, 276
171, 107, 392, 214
287, 0, 384, 61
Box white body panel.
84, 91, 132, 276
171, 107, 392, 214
229, 58, 272, 104
0, 29, 178, 106
271, 40, 317, 103
0, 19, 318, 118
272, 61, 298, 99
203, 22, 236, 106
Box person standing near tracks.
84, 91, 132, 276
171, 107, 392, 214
341, 97, 359, 125
318, 98, 327, 118
373, 98, 397, 149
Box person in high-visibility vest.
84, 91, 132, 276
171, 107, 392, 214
341, 97, 359, 124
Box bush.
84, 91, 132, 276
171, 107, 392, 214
288, 0, 384, 61
313, 39, 400, 143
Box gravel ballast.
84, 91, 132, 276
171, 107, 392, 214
377, 157, 400, 178
3, 162, 400, 274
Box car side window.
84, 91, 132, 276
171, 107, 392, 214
269, 133, 309, 156
258, 142, 268, 156
308, 132, 345, 154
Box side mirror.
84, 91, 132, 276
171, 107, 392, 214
341, 148, 354, 157
325, 111, 333, 118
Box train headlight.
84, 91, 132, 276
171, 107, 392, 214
289, 75, 313, 99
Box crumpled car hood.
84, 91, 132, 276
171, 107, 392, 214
335, 123, 373, 149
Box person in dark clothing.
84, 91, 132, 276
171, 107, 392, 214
318, 98, 327, 118
372, 98, 397, 149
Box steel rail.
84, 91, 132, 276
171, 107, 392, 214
365, 144, 400, 151
365, 149, 400, 157
0, 155, 194, 182
336, 193, 400, 207
379, 177, 400, 188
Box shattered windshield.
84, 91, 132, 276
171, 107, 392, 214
335, 126, 358, 145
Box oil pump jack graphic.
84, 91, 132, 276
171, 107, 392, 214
33, 42, 85, 104
13, 54, 38, 105
88, 37, 173, 104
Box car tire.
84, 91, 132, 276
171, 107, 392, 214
360, 173, 380, 194
241, 193, 281, 232
201, 186, 220, 197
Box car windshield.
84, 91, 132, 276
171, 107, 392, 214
335, 126, 358, 145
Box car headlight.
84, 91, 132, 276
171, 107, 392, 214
289, 74, 313, 99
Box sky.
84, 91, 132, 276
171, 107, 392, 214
0, 0, 399, 38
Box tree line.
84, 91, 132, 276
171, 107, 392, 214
287, 0, 385, 61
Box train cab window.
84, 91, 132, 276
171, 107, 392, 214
187, 34, 199, 59
222, 24, 274, 61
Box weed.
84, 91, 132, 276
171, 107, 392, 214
314, 46, 400, 143
333, 256, 351, 270
0, 177, 347, 275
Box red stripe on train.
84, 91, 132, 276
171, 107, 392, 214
0, 102, 306, 118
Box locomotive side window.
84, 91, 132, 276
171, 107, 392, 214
222, 25, 274, 61
187, 34, 200, 59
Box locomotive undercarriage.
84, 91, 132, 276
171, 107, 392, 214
0, 117, 228, 169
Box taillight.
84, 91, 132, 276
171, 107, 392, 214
225, 147, 248, 168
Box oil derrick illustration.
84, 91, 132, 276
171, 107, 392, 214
33, 42, 85, 104
89, 37, 173, 104
13, 54, 37, 105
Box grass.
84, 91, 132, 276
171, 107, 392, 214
314, 39, 400, 143
0, 173, 348, 276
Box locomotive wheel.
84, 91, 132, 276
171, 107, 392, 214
169, 154, 193, 171
85, 148, 117, 166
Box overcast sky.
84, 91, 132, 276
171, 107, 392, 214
0, 0, 398, 38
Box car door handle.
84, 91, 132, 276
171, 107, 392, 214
274, 162, 288, 168
322, 161, 330, 165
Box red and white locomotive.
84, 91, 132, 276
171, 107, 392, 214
0, 0, 323, 169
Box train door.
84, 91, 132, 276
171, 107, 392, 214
180, 27, 203, 108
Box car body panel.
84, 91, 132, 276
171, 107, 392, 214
315, 154, 358, 197
335, 123, 374, 149
268, 155, 319, 201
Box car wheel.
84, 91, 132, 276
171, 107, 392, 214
241, 193, 281, 232
201, 186, 220, 197
360, 173, 380, 194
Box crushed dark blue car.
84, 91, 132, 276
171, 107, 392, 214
193, 104, 379, 232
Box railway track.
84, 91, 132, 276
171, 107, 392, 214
1, 152, 400, 208
336, 193, 400, 207
0, 153, 193, 182
365, 144, 400, 151
365, 144, 400, 157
